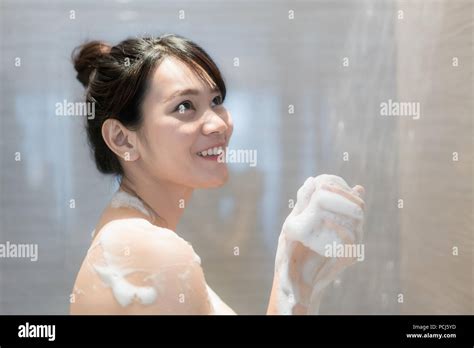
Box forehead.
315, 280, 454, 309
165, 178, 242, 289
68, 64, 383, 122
150, 56, 215, 99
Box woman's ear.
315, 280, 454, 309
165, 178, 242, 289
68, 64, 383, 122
102, 118, 140, 162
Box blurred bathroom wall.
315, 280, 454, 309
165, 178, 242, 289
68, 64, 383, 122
0, 0, 471, 314
396, 0, 473, 314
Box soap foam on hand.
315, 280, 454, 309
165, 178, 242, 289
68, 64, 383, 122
274, 174, 365, 315
282, 175, 363, 255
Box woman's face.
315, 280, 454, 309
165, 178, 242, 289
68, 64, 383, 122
137, 56, 233, 189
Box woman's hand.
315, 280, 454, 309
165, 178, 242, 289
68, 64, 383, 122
270, 175, 365, 314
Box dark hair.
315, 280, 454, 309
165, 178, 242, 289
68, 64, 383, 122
72, 34, 226, 175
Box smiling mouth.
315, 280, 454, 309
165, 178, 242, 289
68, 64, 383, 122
196, 146, 224, 158
196, 146, 225, 162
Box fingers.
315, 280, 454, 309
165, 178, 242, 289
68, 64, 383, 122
323, 219, 355, 245
321, 201, 363, 243
303, 217, 357, 256
304, 187, 364, 221
287, 177, 365, 300
321, 183, 365, 211
320, 185, 365, 242
314, 174, 351, 192
352, 185, 365, 199
299, 216, 356, 256
291, 177, 316, 216
285, 177, 365, 248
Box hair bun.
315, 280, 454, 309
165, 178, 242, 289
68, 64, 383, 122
72, 41, 111, 88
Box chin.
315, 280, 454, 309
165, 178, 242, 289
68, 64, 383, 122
197, 171, 229, 188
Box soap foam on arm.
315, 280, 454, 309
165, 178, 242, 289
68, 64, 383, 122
70, 218, 222, 315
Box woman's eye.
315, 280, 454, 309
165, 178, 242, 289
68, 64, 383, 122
175, 101, 194, 114
211, 95, 223, 107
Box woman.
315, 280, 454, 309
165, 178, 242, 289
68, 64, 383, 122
70, 34, 366, 315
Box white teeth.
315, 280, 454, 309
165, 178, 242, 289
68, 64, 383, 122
198, 146, 224, 157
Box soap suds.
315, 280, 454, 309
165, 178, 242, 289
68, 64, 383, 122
82, 190, 237, 314
93, 263, 157, 307
89, 220, 165, 307
177, 267, 192, 282
110, 190, 152, 218
275, 175, 364, 314
88, 206, 206, 311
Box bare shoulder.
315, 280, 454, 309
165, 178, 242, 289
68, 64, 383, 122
95, 218, 202, 268
70, 218, 211, 314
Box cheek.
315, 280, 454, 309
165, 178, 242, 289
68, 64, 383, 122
144, 119, 196, 163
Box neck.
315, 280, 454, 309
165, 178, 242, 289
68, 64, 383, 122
119, 172, 193, 231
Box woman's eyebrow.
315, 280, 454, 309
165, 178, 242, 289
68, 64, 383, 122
163, 87, 220, 103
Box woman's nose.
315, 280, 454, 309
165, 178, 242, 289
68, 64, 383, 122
202, 111, 228, 135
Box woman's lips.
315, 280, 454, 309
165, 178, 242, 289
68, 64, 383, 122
196, 153, 220, 161
196, 144, 226, 162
